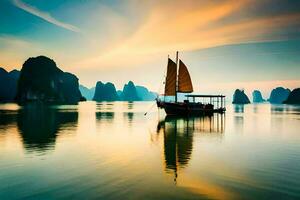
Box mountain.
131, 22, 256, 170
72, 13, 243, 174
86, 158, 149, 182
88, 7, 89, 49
120, 81, 140, 101
232, 89, 250, 104
283, 88, 300, 104
136, 85, 157, 101
268, 87, 290, 104
81, 81, 156, 102
93, 81, 119, 101
117, 90, 122, 97
252, 90, 265, 103
16, 56, 85, 104
0, 67, 20, 102
79, 85, 95, 100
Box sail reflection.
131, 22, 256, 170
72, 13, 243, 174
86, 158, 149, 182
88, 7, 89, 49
17, 105, 78, 154
157, 114, 225, 183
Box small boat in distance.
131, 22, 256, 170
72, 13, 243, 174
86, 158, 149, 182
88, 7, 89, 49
156, 52, 226, 116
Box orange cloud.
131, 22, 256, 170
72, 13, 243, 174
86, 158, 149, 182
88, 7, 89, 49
77, 0, 300, 70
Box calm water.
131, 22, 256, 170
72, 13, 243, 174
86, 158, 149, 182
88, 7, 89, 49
0, 102, 300, 200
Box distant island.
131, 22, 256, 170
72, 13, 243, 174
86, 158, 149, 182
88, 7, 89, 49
232, 89, 250, 104
81, 80, 156, 101
252, 90, 265, 103
79, 85, 95, 100
284, 88, 300, 104
93, 81, 119, 101
268, 87, 290, 104
16, 56, 85, 104
0, 68, 20, 102
1, 56, 299, 105
0, 56, 157, 104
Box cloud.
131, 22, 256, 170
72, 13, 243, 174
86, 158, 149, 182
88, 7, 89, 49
76, 0, 300, 70
13, 0, 81, 33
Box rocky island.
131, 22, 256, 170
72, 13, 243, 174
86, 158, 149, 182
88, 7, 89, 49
93, 81, 119, 101
79, 85, 95, 100
16, 56, 85, 104
78, 81, 157, 102
252, 90, 265, 103
119, 81, 140, 101
232, 89, 250, 104
0, 68, 20, 102
284, 88, 300, 104
268, 87, 290, 104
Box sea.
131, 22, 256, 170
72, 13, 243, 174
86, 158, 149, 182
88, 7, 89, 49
0, 102, 299, 199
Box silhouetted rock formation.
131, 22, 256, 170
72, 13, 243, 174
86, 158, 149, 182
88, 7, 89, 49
79, 85, 95, 100
268, 87, 290, 104
136, 85, 157, 101
252, 90, 265, 103
15, 56, 85, 104
120, 81, 140, 101
232, 89, 250, 104
0, 68, 20, 102
93, 81, 119, 101
284, 88, 300, 104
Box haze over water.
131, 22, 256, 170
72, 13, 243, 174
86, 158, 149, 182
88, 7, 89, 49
0, 102, 299, 199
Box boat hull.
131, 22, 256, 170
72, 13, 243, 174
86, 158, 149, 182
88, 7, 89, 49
157, 101, 225, 116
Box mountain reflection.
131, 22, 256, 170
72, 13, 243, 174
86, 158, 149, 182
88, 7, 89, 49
0, 110, 18, 129
234, 104, 245, 113
123, 102, 134, 124
17, 106, 78, 153
157, 114, 225, 183
96, 112, 115, 122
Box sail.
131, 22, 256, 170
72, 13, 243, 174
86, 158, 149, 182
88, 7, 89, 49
164, 59, 177, 96
178, 60, 193, 93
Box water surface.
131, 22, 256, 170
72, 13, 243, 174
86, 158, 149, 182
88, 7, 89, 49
0, 102, 300, 199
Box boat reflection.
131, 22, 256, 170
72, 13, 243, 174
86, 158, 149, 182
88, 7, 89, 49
17, 105, 78, 154
157, 114, 225, 184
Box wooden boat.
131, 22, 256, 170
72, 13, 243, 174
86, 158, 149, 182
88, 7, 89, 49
156, 52, 226, 116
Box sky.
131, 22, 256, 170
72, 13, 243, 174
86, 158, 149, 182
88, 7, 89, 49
0, 0, 300, 98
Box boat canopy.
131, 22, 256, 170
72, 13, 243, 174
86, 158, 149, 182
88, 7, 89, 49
185, 94, 225, 98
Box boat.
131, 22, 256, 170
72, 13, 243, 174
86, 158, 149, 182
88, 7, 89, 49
156, 52, 226, 116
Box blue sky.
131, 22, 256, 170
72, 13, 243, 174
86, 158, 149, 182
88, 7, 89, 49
0, 0, 300, 97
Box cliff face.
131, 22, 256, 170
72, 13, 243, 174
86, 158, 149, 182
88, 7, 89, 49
268, 87, 290, 104
232, 89, 250, 104
284, 88, 300, 104
93, 81, 119, 101
16, 56, 84, 104
0, 68, 20, 102
252, 90, 265, 103
120, 81, 140, 101
79, 85, 95, 100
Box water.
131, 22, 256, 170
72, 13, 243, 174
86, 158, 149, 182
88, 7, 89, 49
0, 102, 300, 200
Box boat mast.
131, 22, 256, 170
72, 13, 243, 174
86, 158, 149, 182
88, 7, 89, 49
164, 55, 170, 102
175, 51, 178, 103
